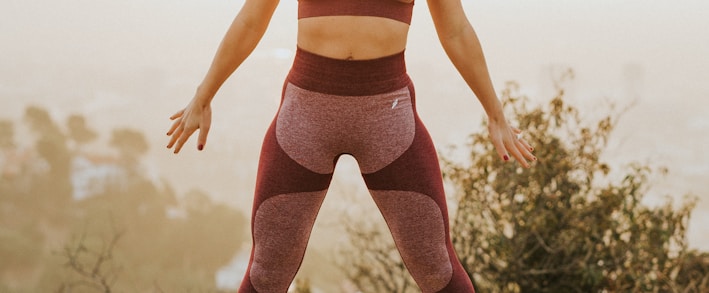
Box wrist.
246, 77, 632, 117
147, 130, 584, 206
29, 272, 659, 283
487, 114, 506, 127
193, 85, 215, 105
484, 102, 505, 123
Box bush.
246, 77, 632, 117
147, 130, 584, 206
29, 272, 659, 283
339, 74, 708, 292
443, 76, 707, 292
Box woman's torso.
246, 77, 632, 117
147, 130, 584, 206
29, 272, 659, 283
296, 0, 413, 60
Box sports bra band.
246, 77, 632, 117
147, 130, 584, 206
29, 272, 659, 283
298, 0, 414, 25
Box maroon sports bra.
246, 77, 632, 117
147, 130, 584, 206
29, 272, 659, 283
298, 0, 414, 25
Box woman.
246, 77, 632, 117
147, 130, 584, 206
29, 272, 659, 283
167, 0, 536, 291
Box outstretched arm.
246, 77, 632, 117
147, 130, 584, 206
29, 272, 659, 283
427, 0, 536, 167
167, 0, 280, 153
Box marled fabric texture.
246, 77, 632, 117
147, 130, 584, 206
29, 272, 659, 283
276, 84, 415, 174
238, 48, 475, 293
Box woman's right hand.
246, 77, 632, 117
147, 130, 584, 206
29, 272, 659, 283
166, 98, 212, 154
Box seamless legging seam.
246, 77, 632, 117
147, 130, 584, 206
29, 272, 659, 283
238, 48, 475, 293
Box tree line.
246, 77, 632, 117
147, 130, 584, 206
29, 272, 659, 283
0, 106, 247, 292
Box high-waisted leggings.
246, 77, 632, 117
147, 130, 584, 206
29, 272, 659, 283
238, 48, 475, 293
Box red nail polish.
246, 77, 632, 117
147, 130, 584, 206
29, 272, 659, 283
198, 144, 204, 151
503, 155, 509, 161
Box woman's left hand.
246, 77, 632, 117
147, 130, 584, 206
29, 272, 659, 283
487, 118, 536, 168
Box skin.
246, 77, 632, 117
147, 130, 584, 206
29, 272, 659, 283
166, 0, 537, 167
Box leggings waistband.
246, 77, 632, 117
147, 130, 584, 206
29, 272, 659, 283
287, 47, 410, 96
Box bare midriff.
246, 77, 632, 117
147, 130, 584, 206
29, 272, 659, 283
297, 16, 410, 60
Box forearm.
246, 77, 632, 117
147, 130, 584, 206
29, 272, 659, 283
438, 26, 505, 122
195, 0, 279, 104
439, 25, 504, 121
428, 0, 505, 121
427, 0, 536, 165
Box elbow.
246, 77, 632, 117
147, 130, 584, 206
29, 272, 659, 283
440, 25, 481, 53
435, 19, 473, 50
236, 0, 279, 35
438, 33, 466, 57
237, 14, 269, 36
436, 23, 465, 44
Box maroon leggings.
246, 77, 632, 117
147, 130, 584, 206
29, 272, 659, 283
238, 48, 475, 293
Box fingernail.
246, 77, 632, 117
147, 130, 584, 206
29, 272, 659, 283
198, 144, 203, 151
533, 157, 537, 161
503, 155, 509, 161
530, 147, 534, 151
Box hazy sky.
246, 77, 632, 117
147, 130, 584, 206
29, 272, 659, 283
2, 0, 709, 250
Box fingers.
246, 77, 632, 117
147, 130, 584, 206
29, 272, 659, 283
166, 106, 211, 154
492, 129, 537, 168
513, 138, 537, 167
197, 108, 211, 151
506, 138, 530, 168
170, 109, 185, 120
166, 118, 181, 136
166, 109, 184, 139
491, 135, 510, 162
166, 110, 193, 154
166, 123, 182, 150
518, 137, 535, 153
173, 126, 196, 154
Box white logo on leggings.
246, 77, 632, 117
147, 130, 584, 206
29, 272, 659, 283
391, 98, 399, 109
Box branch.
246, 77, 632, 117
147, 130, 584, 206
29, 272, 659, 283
57, 225, 125, 292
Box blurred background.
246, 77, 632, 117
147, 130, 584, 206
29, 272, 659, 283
1, 0, 707, 291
